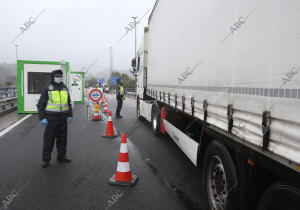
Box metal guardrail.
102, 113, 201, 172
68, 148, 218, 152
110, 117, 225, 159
124, 88, 136, 97
0, 98, 17, 113
0, 89, 17, 100
0, 88, 18, 113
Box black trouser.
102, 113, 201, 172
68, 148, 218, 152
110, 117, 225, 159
42, 116, 68, 161
116, 96, 123, 116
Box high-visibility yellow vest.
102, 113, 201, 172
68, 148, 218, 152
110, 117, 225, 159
120, 86, 124, 95
46, 89, 69, 112
97, 87, 103, 93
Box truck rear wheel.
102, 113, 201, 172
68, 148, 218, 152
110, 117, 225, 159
203, 140, 239, 210
257, 183, 300, 210
151, 102, 161, 136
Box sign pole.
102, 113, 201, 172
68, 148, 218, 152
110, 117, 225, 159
87, 94, 90, 120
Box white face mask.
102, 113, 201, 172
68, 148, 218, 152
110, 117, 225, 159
54, 77, 63, 84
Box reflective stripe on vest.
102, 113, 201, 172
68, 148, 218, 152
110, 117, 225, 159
46, 90, 69, 112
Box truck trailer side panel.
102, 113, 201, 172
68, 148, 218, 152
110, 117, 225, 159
147, 0, 300, 169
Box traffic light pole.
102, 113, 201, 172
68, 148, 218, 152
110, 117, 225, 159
109, 47, 113, 91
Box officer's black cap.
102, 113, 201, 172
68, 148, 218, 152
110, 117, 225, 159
51, 70, 63, 81
51, 70, 63, 76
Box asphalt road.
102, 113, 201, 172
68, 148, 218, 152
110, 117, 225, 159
0, 94, 206, 210
0, 110, 27, 132
104, 94, 206, 210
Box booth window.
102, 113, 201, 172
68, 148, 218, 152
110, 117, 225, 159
28, 72, 51, 94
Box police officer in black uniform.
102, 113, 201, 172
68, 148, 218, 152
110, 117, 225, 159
37, 70, 73, 167
116, 78, 125, 119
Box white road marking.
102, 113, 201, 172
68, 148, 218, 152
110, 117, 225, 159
0, 114, 32, 139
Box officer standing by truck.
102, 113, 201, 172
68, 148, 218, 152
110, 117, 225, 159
37, 70, 73, 167
115, 78, 125, 119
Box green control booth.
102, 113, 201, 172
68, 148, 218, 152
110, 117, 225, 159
17, 60, 84, 114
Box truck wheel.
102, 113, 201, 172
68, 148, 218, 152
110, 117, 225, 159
136, 98, 142, 120
203, 140, 239, 210
151, 102, 161, 136
257, 183, 300, 210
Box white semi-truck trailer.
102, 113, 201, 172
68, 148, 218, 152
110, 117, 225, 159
133, 1, 300, 210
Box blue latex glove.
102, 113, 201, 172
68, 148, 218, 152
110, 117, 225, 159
67, 117, 72, 124
41, 119, 48, 127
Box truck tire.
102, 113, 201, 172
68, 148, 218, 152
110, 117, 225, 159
151, 102, 161, 136
257, 183, 300, 210
136, 98, 143, 120
203, 140, 239, 210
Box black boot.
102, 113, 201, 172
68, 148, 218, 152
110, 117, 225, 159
41, 161, 50, 168
57, 156, 71, 163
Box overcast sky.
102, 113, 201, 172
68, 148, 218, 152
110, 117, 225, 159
0, 0, 156, 75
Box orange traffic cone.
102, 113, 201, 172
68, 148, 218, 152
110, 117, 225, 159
92, 103, 101, 121
109, 133, 138, 186
102, 111, 118, 138
103, 103, 108, 113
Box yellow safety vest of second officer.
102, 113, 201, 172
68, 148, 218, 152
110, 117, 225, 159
120, 86, 124, 95
46, 88, 69, 112
120, 86, 126, 99
98, 87, 103, 94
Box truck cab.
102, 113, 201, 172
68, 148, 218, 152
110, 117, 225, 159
132, 27, 149, 100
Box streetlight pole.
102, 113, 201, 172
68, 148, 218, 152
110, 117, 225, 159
15, 44, 19, 60
109, 47, 113, 91
131, 17, 138, 62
